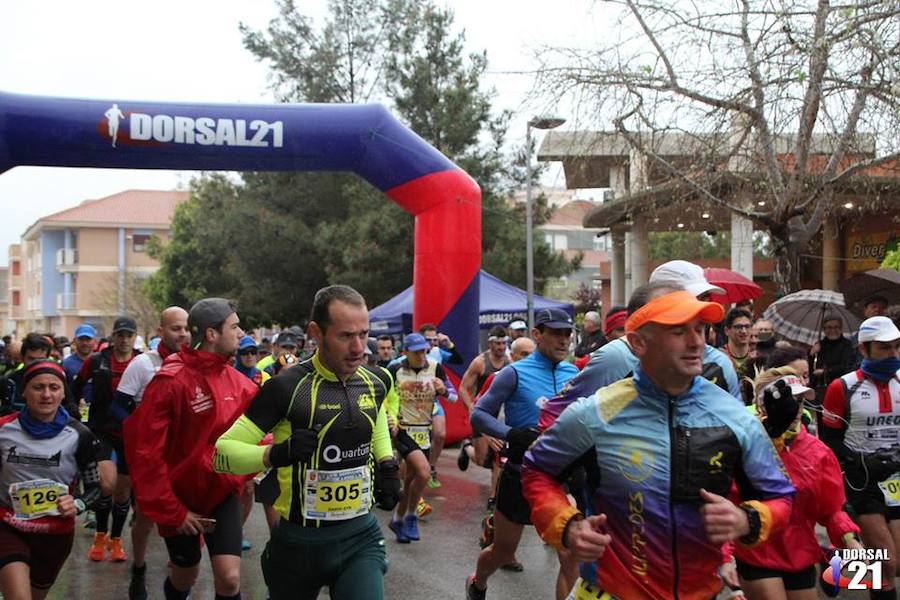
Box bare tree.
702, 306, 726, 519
537, 0, 900, 293
90, 273, 159, 343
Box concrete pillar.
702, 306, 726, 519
730, 213, 754, 278
629, 149, 649, 192
118, 228, 126, 314
609, 165, 628, 198
611, 229, 626, 306
624, 231, 633, 298
822, 217, 840, 291
62, 229, 72, 308
631, 216, 650, 288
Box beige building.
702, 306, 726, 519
7, 190, 188, 339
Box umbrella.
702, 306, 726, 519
762, 289, 860, 347
840, 268, 900, 312
703, 268, 763, 304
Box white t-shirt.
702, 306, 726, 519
116, 351, 163, 405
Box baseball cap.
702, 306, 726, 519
74, 324, 97, 339
858, 316, 900, 343
625, 290, 725, 333
509, 320, 528, 331
275, 332, 300, 348
112, 316, 137, 334
403, 333, 429, 351
759, 374, 815, 404
534, 308, 574, 329
650, 260, 725, 298
238, 336, 258, 353
188, 298, 237, 340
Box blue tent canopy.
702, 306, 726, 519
369, 270, 575, 335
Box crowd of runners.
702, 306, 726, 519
0, 259, 898, 600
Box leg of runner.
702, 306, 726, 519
0, 562, 32, 600
109, 472, 132, 562
263, 504, 279, 531
738, 576, 788, 600
428, 414, 446, 488
210, 554, 241, 598
329, 517, 388, 600
129, 506, 153, 600
858, 514, 899, 592
472, 510, 525, 591
393, 450, 429, 541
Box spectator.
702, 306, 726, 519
573, 311, 605, 358
810, 313, 856, 395
603, 306, 627, 342
720, 308, 754, 372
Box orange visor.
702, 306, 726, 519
625, 290, 725, 333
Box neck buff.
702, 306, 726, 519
19, 406, 70, 439
861, 357, 900, 383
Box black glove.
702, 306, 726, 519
374, 459, 402, 510
268, 429, 319, 468
506, 427, 540, 463
864, 447, 900, 482
762, 379, 800, 439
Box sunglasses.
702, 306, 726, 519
239, 350, 259, 356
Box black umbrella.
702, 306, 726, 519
840, 268, 900, 312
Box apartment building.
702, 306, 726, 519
8, 190, 188, 339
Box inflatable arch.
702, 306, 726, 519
0, 91, 481, 440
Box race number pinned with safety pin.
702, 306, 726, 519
9, 479, 69, 520
303, 465, 371, 521
406, 425, 431, 450
878, 473, 900, 507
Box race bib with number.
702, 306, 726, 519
9, 479, 69, 520
303, 465, 371, 521
878, 474, 900, 507
569, 578, 616, 600
406, 425, 431, 450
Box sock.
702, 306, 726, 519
94, 495, 112, 535
164, 577, 190, 600
132, 563, 146, 576
870, 589, 898, 600
111, 498, 131, 538
215, 594, 242, 600
406, 508, 417, 517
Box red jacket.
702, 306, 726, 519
731, 427, 859, 571
123, 347, 258, 535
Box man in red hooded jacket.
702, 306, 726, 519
124, 298, 258, 600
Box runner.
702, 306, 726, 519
111, 307, 190, 600
72, 316, 140, 563
124, 298, 258, 600
726, 366, 862, 600
214, 285, 401, 600
0, 360, 107, 599
466, 307, 578, 599
386, 332, 450, 541
521, 290, 795, 600
821, 316, 900, 600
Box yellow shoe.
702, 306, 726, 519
417, 498, 432, 518
88, 532, 107, 561
107, 536, 127, 562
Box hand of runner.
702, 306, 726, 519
267, 428, 319, 468
487, 436, 504, 453
177, 510, 206, 536
431, 377, 447, 396
56, 494, 77, 518
563, 514, 611, 563
386, 414, 398, 435
699, 489, 749, 543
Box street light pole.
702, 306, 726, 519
525, 116, 566, 332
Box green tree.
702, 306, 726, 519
883, 249, 900, 271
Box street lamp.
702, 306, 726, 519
526, 116, 566, 331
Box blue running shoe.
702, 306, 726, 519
389, 519, 410, 543
403, 513, 420, 541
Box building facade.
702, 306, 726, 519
7, 190, 188, 339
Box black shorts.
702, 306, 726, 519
96, 432, 128, 475
495, 464, 531, 525
736, 561, 817, 590
163, 494, 242, 568
844, 464, 900, 520
0, 522, 74, 590
393, 429, 429, 460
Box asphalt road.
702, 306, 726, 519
44, 451, 874, 599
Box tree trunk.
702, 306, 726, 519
771, 219, 811, 296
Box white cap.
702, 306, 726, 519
758, 374, 815, 404
858, 316, 900, 343
649, 260, 725, 298
509, 320, 528, 330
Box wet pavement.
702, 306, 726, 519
45, 451, 872, 599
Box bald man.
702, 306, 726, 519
114, 306, 190, 599
510, 337, 535, 362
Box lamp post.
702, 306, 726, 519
525, 116, 566, 332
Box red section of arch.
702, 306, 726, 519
386, 168, 481, 331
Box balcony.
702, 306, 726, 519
56, 292, 76, 310
56, 248, 78, 269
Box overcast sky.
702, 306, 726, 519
0, 0, 608, 263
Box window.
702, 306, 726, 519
593, 235, 609, 251
132, 234, 152, 252
544, 233, 568, 251
11, 261, 20, 276
11, 291, 19, 306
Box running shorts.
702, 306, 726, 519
495, 463, 531, 525
394, 429, 429, 460
0, 521, 74, 590
162, 494, 242, 568
735, 561, 817, 590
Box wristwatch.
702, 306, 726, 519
739, 504, 761, 544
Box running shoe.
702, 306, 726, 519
479, 514, 494, 549
427, 468, 442, 489
389, 519, 410, 543
465, 575, 486, 600
108, 536, 127, 562
402, 513, 420, 541
457, 443, 471, 471
88, 532, 108, 561
416, 498, 432, 518
128, 564, 148, 600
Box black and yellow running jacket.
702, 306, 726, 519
214, 352, 396, 527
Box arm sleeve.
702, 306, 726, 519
124, 378, 188, 528
73, 423, 105, 509
441, 345, 464, 365
384, 367, 400, 420
371, 402, 392, 462
522, 397, 598, 548
815, 442, 861, 545
214, 415, 268, 475
110, 390, 135, 424
470, 366, 518, 439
